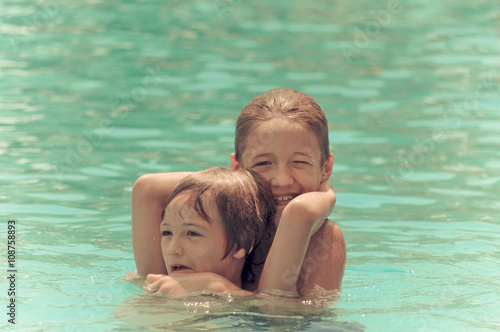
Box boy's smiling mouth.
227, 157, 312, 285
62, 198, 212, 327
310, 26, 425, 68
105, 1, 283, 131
274, 194, 299, 206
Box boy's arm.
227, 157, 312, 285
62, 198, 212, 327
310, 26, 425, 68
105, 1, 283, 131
257, 181, 337, 294
132, 172, 192, 277
145, 273, 252, 296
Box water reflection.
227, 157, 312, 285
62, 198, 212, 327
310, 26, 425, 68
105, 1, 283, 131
113, 291, 364, 331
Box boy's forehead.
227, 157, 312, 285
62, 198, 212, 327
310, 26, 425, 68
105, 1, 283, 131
170, 194, 197, 219
167, 193, 201, 219
244, 119, 320, 156
165, 193, 223, 227
255, 117, 299, 132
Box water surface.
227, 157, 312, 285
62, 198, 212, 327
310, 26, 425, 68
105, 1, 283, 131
1, 0, 499, 331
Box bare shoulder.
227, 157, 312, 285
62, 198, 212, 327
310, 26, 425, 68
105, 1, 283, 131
298, 219, 346, 294
318, 219, 345, 249
310, 219, 346, 266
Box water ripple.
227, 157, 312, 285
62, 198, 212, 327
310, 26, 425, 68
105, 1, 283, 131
0, 203, 99, 215
338, 193, 435, 209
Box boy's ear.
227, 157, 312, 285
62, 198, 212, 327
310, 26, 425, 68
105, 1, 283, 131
230, 153, 242, 170
232, 248, 246, 260
321, 153, 334, 182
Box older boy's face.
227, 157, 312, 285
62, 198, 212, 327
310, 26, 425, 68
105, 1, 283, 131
160, 194, 236, 279
235, 118, 332, 220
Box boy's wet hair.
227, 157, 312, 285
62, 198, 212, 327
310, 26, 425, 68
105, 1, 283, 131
162, 167, 275, 262
235, 88, 330, 165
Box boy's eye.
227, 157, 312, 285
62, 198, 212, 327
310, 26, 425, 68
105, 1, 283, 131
162, 230, 172, 236
254, 161, 271, 167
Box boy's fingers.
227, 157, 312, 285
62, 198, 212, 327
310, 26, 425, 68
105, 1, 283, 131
146, 273, 164, 284
319, 178, 332, 191
145, 274, 168, 293
144, 275, 161, 293
144, 285, 158, 293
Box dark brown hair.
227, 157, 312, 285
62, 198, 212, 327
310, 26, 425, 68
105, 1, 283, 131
235, 88, 330, 165
162, 167, 275, 261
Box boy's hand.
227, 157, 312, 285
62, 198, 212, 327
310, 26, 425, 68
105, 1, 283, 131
319, 178, 333, 193
145, 274, 189, 295
145, 273, 249, 296
282, 178, 335, 231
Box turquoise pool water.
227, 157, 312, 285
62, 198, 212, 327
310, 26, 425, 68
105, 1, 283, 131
1, 0, 499, 330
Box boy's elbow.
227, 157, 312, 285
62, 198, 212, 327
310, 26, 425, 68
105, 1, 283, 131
132, 173, 155, 200
286, 190, 336, 226
328, 189, 336, 208
321, 188, 336, 215
280, 199, 325, 230
286, 198, 323, 227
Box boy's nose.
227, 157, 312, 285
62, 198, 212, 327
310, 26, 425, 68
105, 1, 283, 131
270, 166, 294, 188
166, 237, 183, 256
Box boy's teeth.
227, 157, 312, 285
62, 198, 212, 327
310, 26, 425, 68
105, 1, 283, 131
275, 195, 295, 201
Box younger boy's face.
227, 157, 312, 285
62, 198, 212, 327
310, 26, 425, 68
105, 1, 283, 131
160, 194, 238, 279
